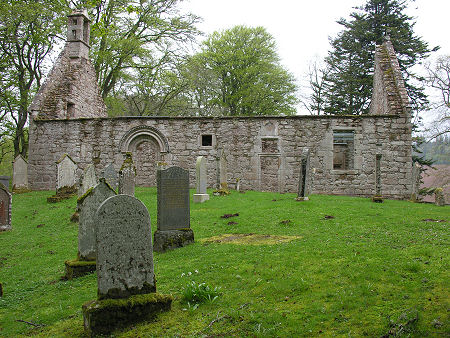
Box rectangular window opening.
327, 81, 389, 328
201, 134, 213, 147
333, 130, 354, 170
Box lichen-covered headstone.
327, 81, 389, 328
193, 156, 209, 203
410, 162, 421, 202
102, 163, 118, 191
435, 188, 446, 206
118, 153, 136, 196
12, 155, 29, 192
78, 164, 98, 197
154, 166, 193, 252
296, 148, 311, 201
218, 150, 227, 189
78, 179, 116, 261
0, 183, 12, 231
96, 194, 156, 299
56, 153, 78, 194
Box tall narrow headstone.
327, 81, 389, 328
218, 150, 227, 189
193, 156, 209, 203
118, 153, 136, 196
56, 153, 78, 194
434, 188, 446, 206
153, 166, 193, 252
102, 163, 118, 191
372, 154, 383, 202
296, 148, 311, 201
410, 162, 421, 202
0, 184, 12, 231
12, 155, 29, 192
82, 194, 172, 335
78, 164, 98, 197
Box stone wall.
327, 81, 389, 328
28, 114, 412, 199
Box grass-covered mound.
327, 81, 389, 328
0, 188, 448, 336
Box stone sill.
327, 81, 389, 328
331, 170, 358, 175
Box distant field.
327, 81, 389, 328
0, 189, 448, 337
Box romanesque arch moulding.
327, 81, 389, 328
119, 126, 170, 155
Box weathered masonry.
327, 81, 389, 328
27, 11, 413, 199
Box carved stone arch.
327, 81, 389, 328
119, 126, 169, 187
119, 125, 169, 154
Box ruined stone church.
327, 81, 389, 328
28, 10, 413, 199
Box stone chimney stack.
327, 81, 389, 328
67, 9, 91, 59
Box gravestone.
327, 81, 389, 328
78, 164, 98, 197
0, 176, 10, 191
82, 194, 172, 335
296, 148, 311, 201
118, 153, 136, 196
218, 150, 227, 189
434, 188, 446, 206
12, 155, 29, 192
153, 166, 193, 252
102, 163, 118, 191
372, 154, 383, 202
65, 179, 117, 279
47, 154, 78, 202
410, 162, 421, 202
0, 184, 12, 231
193, 156, 209, 203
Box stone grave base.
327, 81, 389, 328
295, 196, 309, 201
193, 193, 210, 203
82, 293, 172, 336
64, 259, 96, 279
371, 195, 384, 203
47, 186, 77, 203
0, 225, 11, 232
12, 187, 32, 194
153, 229, 194, 253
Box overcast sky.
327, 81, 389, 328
179, 0, 448, 119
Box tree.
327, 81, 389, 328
71, 0, 200, 100
323, 0, 436, 116
424, 55, 450, 141
193, 26, 298, 116
0, 0, 67, 158
301, 59, 330, 115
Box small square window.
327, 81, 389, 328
72, 19, 78, 25
201, 134, 213, 147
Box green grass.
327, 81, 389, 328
0, 188, 449, 337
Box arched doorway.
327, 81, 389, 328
119, 126, 169, 187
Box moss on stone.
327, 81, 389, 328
77, 187, 94, 204
64, 259, 96, 279
82, 293, 172, 335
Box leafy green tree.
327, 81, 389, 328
194, 26, 298, 116
323, 0, 436, 116
0, 0, 67, 157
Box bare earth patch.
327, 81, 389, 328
200, 233, 302, 245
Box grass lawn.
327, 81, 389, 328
0, 188, 448, 337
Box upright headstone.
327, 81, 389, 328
82, 194, 172, 335
154, 166, 193, 252
0, 176, 10, 191
410, 162, 421, 202
296, 148, 311, 201
56, 154, 78, 194
102, 163, 118, 191
218, 149, 227, 189
12, 155, 29, 192
434, 188, 446, 206
193, 156, 209, 203
0, 184, 12, 231
78, 164, 98, 197
372, 154, 383, 202
118, 153, 136, 196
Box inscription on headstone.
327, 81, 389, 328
0, 184, 12, 231
78, 164, 98, 197
78, 179, 116, 261
193, 156, 209, 203
96, 194, 155, 299
118, 153, 136, 196
157, 166, 190, 230
102, 163, 118, 191
12, 155, 29, 191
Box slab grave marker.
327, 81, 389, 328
410, 162, 421, 202
12, 155, 29, 192
0, 176, 10, 191
118, 152, 136, 196
434, 188, 446, 206
47, 154, 78, 202
82, 194, 172, 335
102, 163, 118, 191
372, 154, 383, 202
78, 164, 98, 197
193, 156, 209, 203
296, 148, 311, 201
218, 149, 227, 189
0, 183, 12, 231
65, 179, 116, 279
153, 166, 193, 252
